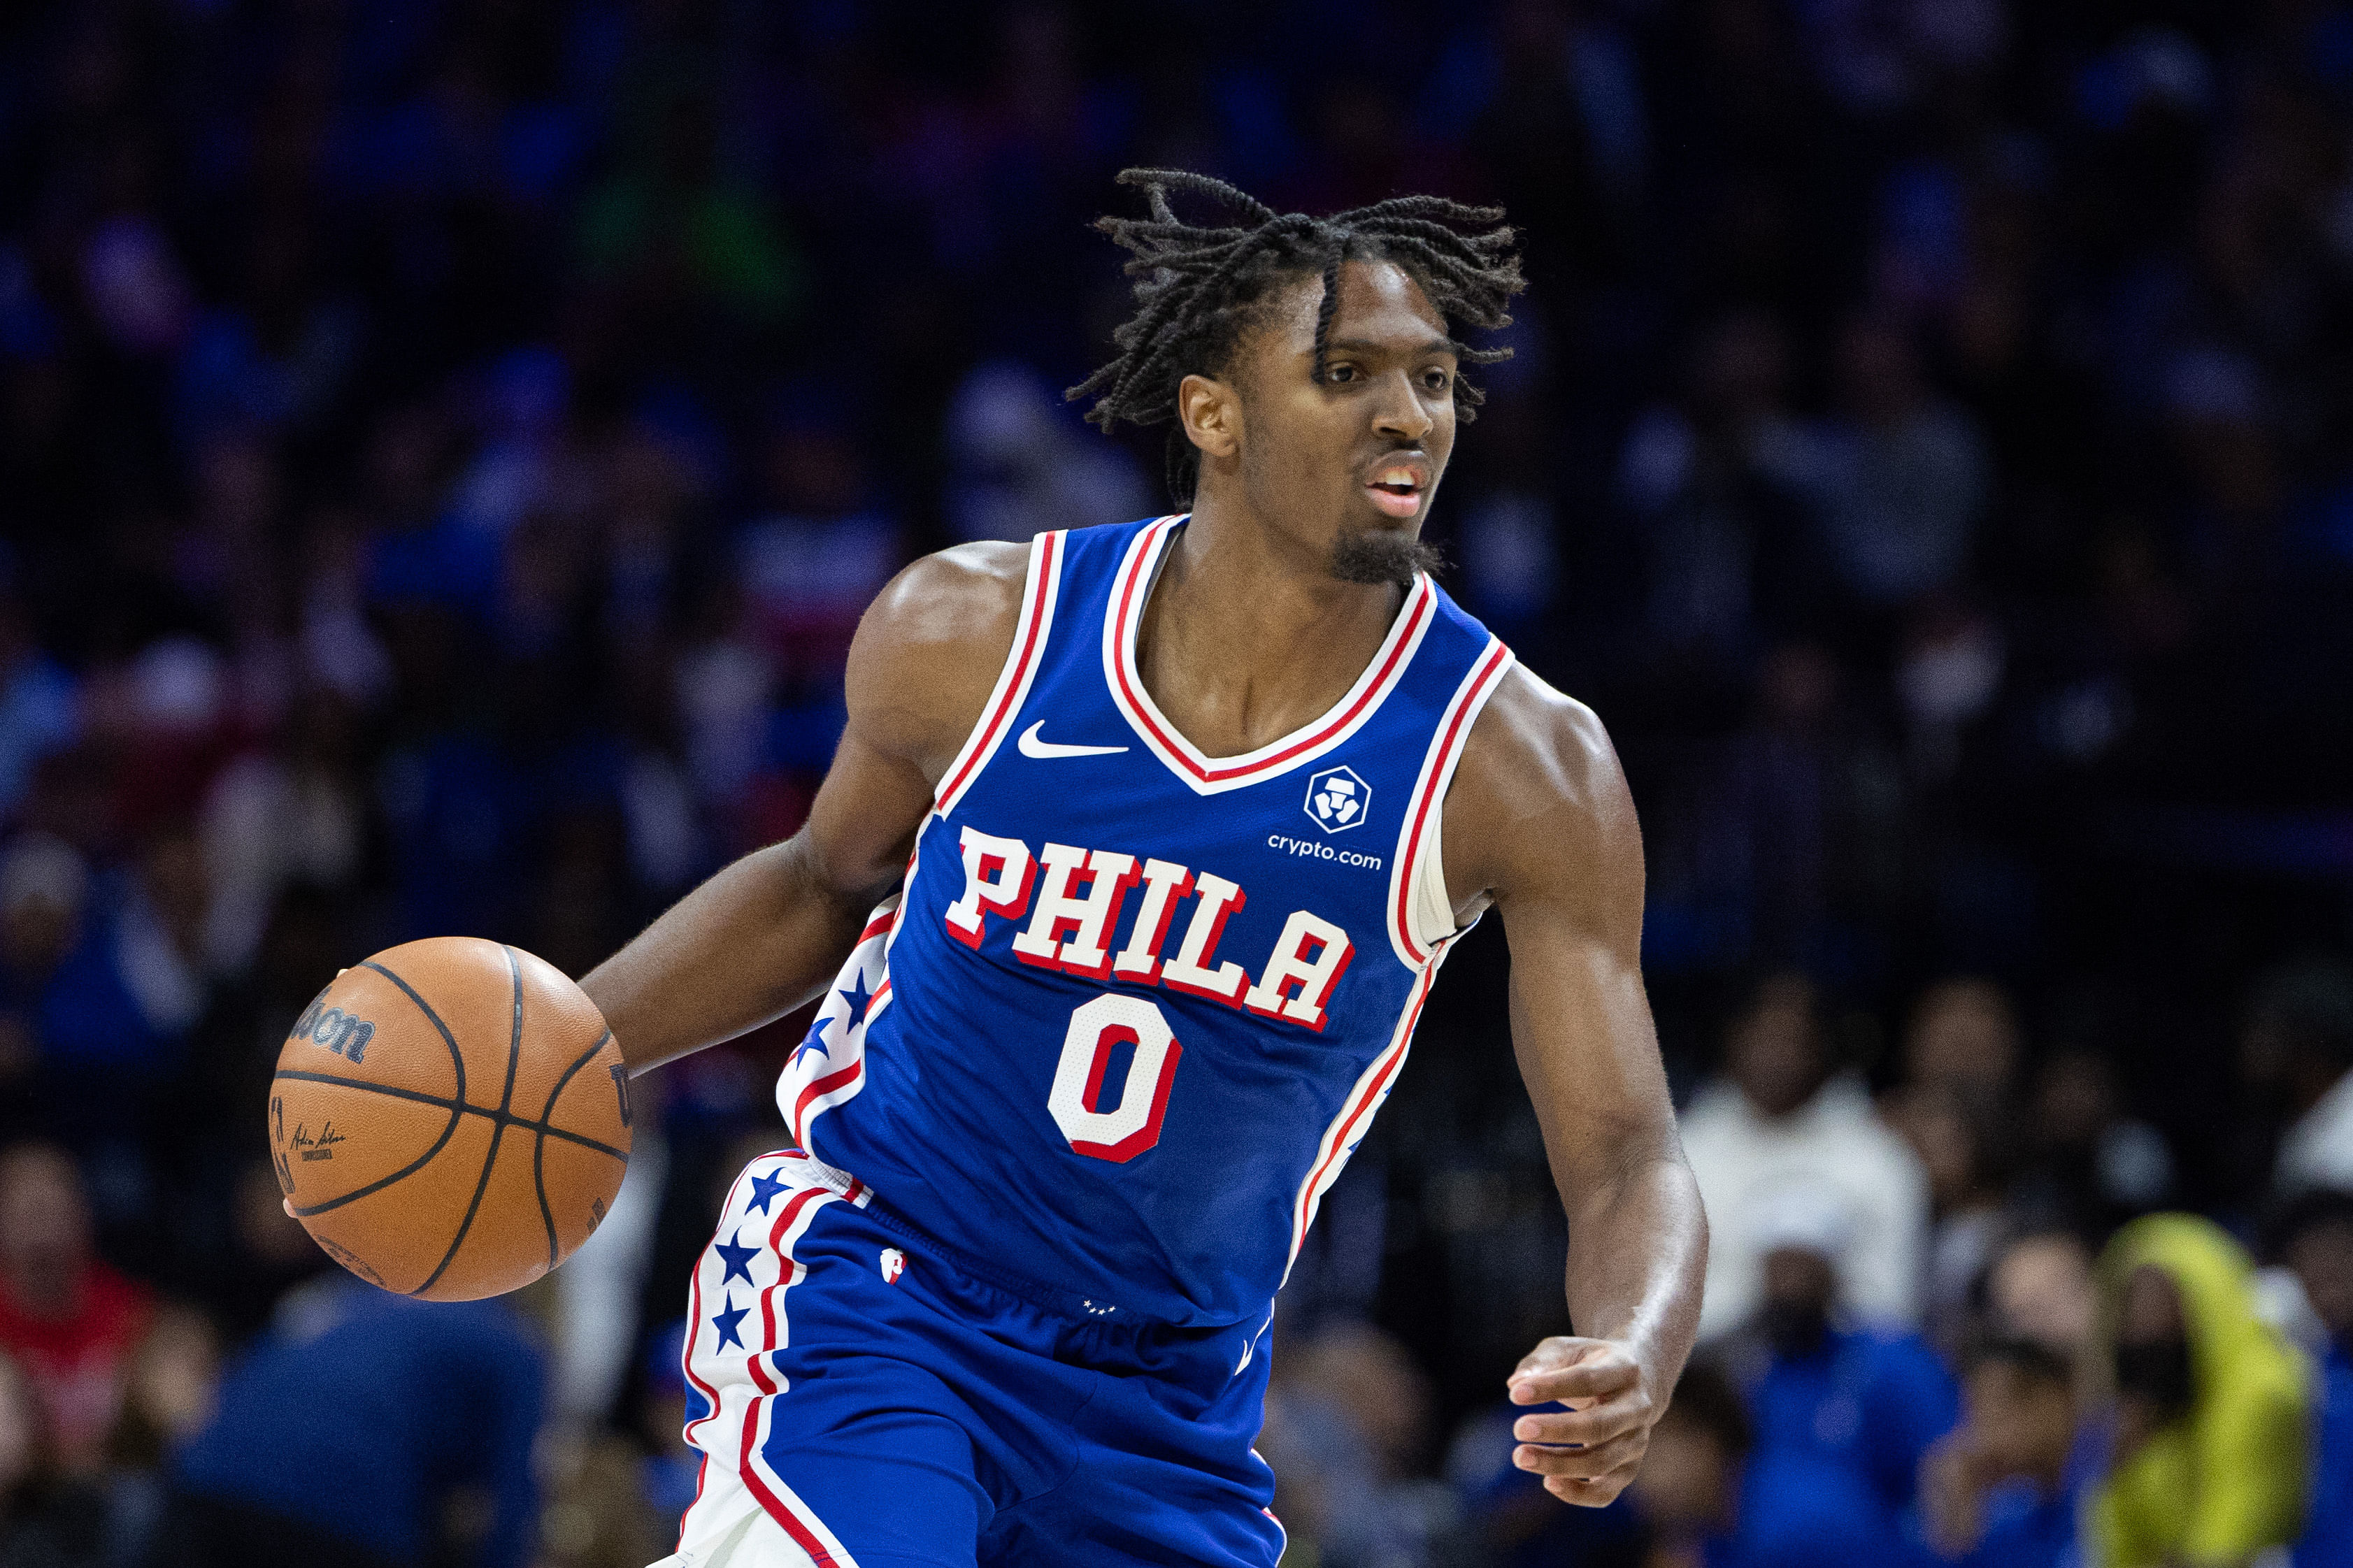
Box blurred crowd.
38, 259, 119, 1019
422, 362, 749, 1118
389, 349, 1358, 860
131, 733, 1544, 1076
0, 0, 2350, 1565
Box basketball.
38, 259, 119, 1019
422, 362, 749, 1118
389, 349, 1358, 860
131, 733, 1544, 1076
267, 937, 632, 1302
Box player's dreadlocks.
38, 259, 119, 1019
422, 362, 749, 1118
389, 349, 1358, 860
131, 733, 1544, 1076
1068, 168, 1525, 500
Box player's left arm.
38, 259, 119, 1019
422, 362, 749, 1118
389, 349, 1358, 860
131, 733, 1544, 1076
1444, 668, 1708, 1506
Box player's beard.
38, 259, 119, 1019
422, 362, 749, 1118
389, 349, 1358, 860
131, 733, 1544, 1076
1329, 528, 1442, 587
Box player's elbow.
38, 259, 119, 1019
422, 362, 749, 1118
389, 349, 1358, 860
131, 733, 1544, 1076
779, 828, 906, 926
1573, 1118, 1696, 1210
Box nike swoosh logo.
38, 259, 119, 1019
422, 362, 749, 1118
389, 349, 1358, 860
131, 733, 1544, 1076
1017, 721, 1129, 760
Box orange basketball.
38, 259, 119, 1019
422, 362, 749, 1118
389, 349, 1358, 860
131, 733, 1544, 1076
267, 937, 631, 1301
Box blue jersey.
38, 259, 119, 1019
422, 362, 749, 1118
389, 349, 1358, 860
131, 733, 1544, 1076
777, 515, 1512, 1326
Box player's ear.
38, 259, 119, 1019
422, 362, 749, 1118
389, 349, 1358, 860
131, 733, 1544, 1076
1177, 373, 1241, 462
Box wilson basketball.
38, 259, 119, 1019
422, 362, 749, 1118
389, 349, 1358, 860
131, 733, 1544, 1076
268, 937, 631, 1301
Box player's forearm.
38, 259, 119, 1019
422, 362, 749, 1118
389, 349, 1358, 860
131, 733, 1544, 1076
1561, 1147, 1707, 1383
583, 835, 880, 1075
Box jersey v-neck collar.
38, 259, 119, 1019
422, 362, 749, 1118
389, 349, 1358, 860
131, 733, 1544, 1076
1100, 515, 1438, 796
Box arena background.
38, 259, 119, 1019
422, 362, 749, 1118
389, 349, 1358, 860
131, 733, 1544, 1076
0, 1, 2350, 1565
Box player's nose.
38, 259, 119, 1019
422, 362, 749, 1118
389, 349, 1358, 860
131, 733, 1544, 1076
1368, 368, 1434, 442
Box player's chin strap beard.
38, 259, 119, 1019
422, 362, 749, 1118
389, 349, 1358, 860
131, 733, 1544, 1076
1330, 529, 1442, 587
1160, 516, 1433, 591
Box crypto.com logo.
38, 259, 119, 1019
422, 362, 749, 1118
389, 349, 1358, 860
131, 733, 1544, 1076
1303, 765, 1371, 834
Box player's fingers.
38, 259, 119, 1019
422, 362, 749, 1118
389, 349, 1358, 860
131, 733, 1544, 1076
1510, 1351, 1643, 1407
1509, 1337, 1640, 1398
1512, 1428, 1648, 1481
1545, 1462, 1643, 1507
282, 1197, 296, 1219
1510, 1394, 1645, 1449
1511, 1335, 1607, 1381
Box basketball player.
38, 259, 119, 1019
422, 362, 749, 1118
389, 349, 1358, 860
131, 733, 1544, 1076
582, 171, 1708, 1568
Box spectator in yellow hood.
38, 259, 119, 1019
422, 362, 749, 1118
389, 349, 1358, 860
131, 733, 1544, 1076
2087, 1214, 2308, 1567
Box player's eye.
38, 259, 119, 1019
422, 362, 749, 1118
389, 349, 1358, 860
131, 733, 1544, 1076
1324, 363, 1356, 383
1424, 370, 1452, 391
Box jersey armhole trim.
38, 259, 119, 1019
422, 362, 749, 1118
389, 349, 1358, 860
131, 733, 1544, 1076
1282, 933, 1456, 1281
1387, 637, 1514, 968
931, 531, 1064, 820
1410, 810, 1454, 958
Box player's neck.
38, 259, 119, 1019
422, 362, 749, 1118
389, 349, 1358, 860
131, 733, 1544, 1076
1133, 501, 1408, 758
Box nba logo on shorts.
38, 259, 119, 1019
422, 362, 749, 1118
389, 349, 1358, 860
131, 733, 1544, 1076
880, 1248, 906, 1284
1304, 765, 1370, 833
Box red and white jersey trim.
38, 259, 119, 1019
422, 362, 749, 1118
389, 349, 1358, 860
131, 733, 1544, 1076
778, 893, 901, 1151
1281, 937, 1458, 1280
1102, 516, 1439, 796
933, 531, 1065, 821
1385, 637, 1512, 969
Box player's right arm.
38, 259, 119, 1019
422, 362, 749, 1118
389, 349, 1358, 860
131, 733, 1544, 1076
582, 541, 1029, 1076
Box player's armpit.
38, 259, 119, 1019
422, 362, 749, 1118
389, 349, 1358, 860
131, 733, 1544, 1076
583, 542, 1031, 1077
792, 540, 1033, 902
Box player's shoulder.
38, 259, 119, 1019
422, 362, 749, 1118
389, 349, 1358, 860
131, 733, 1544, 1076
846, 540, 1034, 776
861, 539, 1034, 652
1443, 663, 1640, 905
1459, 663, 1622, 819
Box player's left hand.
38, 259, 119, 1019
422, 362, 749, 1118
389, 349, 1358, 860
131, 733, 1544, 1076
1504, 1335, 1660, 1506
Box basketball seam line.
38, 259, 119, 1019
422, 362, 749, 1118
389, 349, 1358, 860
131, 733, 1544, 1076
536, 1028, 617, 1274
270, 1070, 627, 1158
361, 959, 467, 1105
289, 960, 470, 1221
413, 947, 527, 1297
532, 1126, 555, 1275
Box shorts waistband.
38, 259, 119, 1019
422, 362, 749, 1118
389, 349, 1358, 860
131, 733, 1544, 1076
784, 1149, 1231, 1332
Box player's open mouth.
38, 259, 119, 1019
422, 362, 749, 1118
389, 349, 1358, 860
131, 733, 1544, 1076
1364, 463, 1426, 518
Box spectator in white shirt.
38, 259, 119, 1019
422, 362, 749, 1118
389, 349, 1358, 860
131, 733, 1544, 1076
2250, 958, 2353, 1196
1682, 972, 1931, 1341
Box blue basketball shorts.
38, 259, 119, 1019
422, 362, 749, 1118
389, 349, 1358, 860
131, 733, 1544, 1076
660, 1150, 1286, 1568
